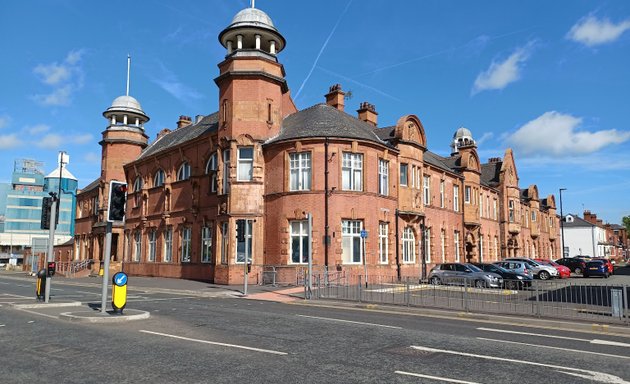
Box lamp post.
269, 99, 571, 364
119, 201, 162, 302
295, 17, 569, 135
559, 188, 567, 258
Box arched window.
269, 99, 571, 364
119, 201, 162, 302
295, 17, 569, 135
205, 153, 218, 192
153, 169, 165, 187
177, 162, 191, 181
133, 177, 143, 193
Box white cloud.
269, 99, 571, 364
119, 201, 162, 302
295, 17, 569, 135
150, 61, 203, 103
567, 15, 630, 47
32, 49, 85, 107
476, 132, 494, 146
72, 133, 93, 144
36, 134, 64, 149
472, 42, 534, 95
506, 111, 630, 156
25, 124, 50, 135
0, 115, 10, 129
83, 152, 101, 164
0, 134, 23, 149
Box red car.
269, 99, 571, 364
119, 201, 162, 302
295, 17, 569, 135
592, 258, 614, 274
534, 259, 571, 279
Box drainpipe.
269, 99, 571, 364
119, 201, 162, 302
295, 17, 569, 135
395, 209, 401, 281
324, 137, 330, 270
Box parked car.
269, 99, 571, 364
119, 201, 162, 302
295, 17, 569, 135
472, 263, 532, 289
428, 263, 503, 288
533, 258, 570, 279
505, 257, 559, 280
493, 260, 534, 279
554, 257, 587, 274
591, 258, 614, 274
583, 260, 610, 278
575, 255, 592, 261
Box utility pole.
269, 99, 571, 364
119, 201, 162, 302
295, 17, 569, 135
44, 151, 68, 303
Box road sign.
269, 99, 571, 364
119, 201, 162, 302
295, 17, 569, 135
360, 230, 368, 238
111, 272, 128, 313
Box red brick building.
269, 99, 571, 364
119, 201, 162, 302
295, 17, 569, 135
70, 6, 560, 283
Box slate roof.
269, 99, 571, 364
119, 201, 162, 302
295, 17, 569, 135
266, 104, 388, 146
480, 161, 501, 188
373, 126, 395, 141
79, 178, 100, 194
563, 214, 595, 228
137, 113, 219, 161
424, 151, 461, 176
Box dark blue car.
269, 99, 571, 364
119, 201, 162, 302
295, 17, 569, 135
583, 260, 610, 278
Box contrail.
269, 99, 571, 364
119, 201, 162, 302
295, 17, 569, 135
294, 0, 353, 100
356, 26, 538, 77
317, 66, 402, 102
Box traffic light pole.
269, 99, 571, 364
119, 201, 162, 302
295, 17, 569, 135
44, 197, 57, 303
101, 221, 112, 313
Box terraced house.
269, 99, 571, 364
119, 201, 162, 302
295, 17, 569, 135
69, 5, 560, 284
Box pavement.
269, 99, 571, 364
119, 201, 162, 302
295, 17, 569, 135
2, 269, 630, 335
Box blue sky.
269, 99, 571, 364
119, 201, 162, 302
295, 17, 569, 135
1, 1, 629, 224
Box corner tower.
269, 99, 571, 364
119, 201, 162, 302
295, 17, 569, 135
100, 58, 149, 184
215, 5, 295, 142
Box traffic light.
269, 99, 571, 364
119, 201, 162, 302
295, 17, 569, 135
40, 197, 52, 230
108, 181, 128, 222
47, 261, 56, 277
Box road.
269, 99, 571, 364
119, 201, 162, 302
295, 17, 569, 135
1, 275, 629, 384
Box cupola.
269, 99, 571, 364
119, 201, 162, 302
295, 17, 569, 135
450, 126, 476, 154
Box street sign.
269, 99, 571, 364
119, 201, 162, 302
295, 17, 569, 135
111, 272, 128, 313
360, 230, 368, 238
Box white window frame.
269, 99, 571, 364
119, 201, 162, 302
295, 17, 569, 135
508, 200, 515, 223
479, 193, 484, 217
454, 230, 460, 262
400, 163, 408, 186
222, 149, 231, 193
439, 180, 445, 208
440, 229, 446, 263
236, 219, 253, 264
401, 227, 416, 264
148, 229, 156, 262
221, 222, 228, 264
342, 152, 363, 191
164, 227, 173, 262
237, 147, 254, 182
133, 231, 141, 262
154, 170, 165, 187
181, 227, 192, 263
378, 159, 389, 196
531, 210, 537, 222
465, 186, 471, 204
494, 236, 498, 260
342, 220, 363, 264
493, 199, 498, 220
453, 185, 460, 212
177, 162, 191, 181
379, 222, 388, 264
479, 234, 484, 262
289, 220, 309, 264
206, 153, 218, 193
423, 175, 430, 206
289, 152, 311, 191
201, 226, 212, 263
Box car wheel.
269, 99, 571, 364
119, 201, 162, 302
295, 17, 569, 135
505, 280, 517, 290
538, 271, 550, 280
430, 276, 441, 285
574, 267, 582, 274
475, 280, 485, 288
605, 273, 609, 279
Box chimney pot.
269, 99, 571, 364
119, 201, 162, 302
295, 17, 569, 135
357, 101, 378, 126
325, 84, 346, 112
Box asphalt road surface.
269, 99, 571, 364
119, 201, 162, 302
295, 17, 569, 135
1, 275, 629, 384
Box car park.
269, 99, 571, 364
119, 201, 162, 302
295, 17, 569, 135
505, 257, 558, 280
493, 261, 533, 279
583, 260, 610, 278
428, 263, 503, 288
533, 258, 570, 279
471, 263, 532, 289
554, 257, 587, 274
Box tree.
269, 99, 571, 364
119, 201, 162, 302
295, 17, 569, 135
623, 216, 630, 234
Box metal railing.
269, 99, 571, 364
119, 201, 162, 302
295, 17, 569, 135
56, 260, 92, 278
312, 275, 630, 325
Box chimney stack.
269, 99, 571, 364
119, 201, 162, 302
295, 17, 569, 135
488, 157, 501, 163
325, 84, 345, 111
357, 102, 378, 126
156, 128, 171, 140
177, 115, 192, 129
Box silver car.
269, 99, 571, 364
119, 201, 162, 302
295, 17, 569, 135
505, 257, 558, 280
493, 260, 534, 279
429, 263, 503, 288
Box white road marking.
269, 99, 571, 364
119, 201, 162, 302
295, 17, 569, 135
410, 345, 630, 384
0, 324, 5, 327
477, 327, 630, 347
126, 296, 196, 303
139, 330, 288, 355
395, 371, 481, 383
477, 337, 630, 360
297, 314, 402, 329
18, 309, 59, 320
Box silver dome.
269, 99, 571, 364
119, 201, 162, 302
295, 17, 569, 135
104, 95, 148, 119
453, 127, 473, 139
230, 8, 277, 31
